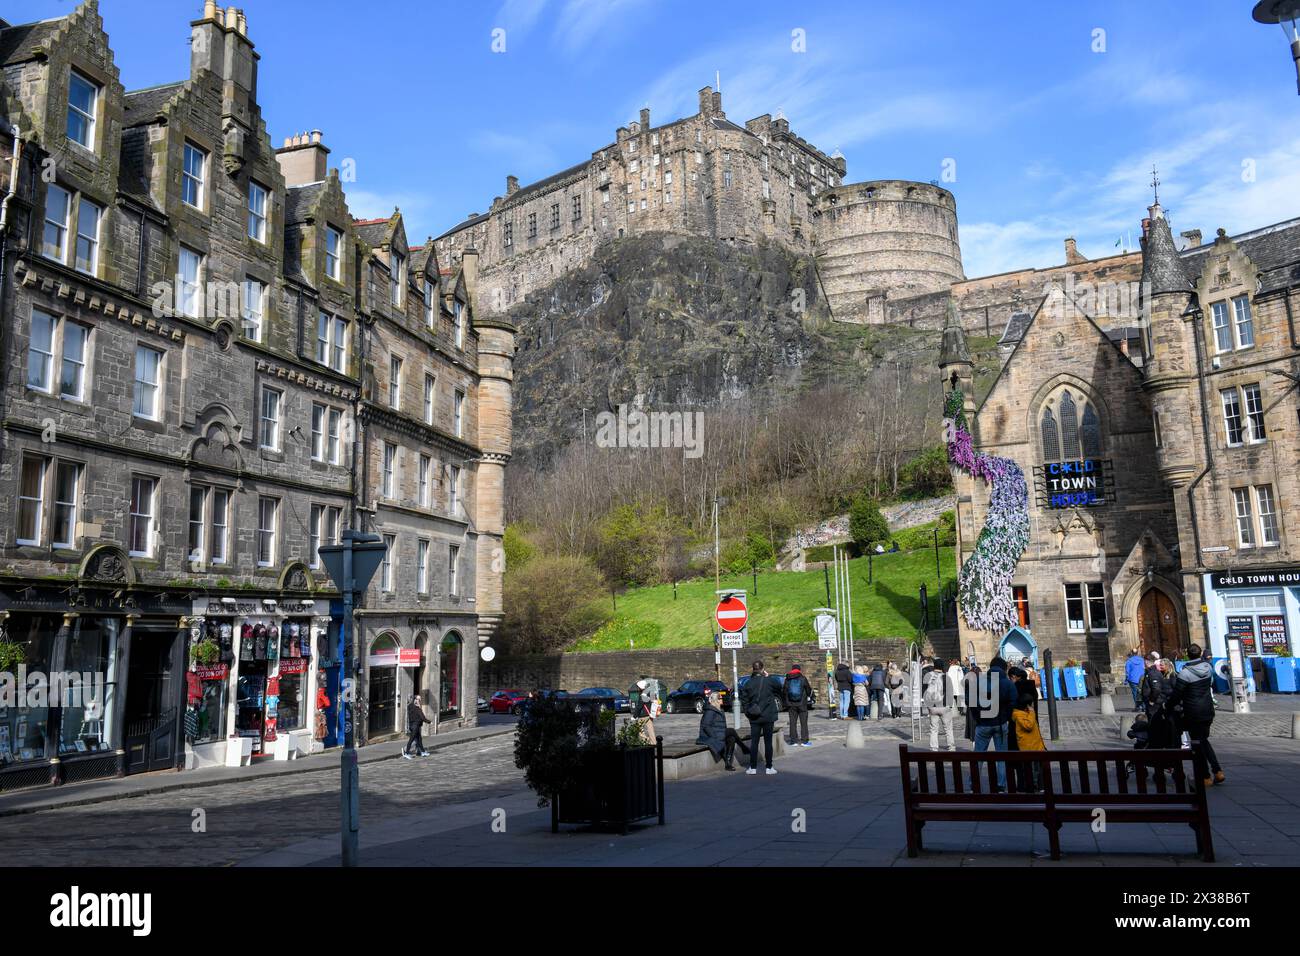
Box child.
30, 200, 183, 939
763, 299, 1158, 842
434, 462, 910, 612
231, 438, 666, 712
1126, 712, 1150, 777
1011, 682, 1045, 792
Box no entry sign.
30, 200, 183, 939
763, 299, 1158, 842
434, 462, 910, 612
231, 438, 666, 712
715, 594, 748, 632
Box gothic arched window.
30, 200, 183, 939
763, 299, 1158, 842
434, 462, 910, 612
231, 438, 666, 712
1082, 404, 1102, 458
1041, 406, 1060, 463
1060, 391, 1080, 461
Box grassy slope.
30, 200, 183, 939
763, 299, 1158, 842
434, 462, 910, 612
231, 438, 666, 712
573, 546, 956, 652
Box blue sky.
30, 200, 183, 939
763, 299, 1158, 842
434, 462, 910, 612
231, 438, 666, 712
18, 0, 1300, 276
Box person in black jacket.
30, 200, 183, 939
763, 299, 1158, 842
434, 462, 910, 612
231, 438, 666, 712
834, 661, 853, 720
739, 660, 782, 774
696, 690, 749, 771
868, 663, 888, 720
970, 657, 1016, 791
1169, 643, 1224, 786
1140, 655, 1177, 749
783, 664, 814, 747
403, 694, 430, 758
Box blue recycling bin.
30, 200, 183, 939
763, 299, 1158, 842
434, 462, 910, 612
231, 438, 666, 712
1062, 666, 1088, 698
1041, 667, 1064, 701
1265, 657, 1299, 693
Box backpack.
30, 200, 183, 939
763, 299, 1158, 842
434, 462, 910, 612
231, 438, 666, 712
923, 671, 947, 709
786, 675, 805, 703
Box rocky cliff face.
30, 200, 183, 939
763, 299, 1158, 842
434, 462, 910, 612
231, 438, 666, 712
501, 232, 960, 469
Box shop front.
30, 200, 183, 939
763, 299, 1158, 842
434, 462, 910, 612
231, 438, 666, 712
185, 596, 332, 769
1203, 567, 1300, 693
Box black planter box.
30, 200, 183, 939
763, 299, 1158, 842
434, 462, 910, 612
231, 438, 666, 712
552, 738, 665, 834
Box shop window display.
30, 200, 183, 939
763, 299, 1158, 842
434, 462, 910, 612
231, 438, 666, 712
0, 615, 59, 764
439, 633, 462, 718
57, 617, 120, 755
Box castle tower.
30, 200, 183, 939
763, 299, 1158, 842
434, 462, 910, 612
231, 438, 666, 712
468, 246, 517, 649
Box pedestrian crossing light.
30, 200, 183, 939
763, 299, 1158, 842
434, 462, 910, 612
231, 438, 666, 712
1254, 0, 1300, 94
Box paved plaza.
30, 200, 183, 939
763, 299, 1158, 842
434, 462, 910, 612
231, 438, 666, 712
1, 705, 1297, 867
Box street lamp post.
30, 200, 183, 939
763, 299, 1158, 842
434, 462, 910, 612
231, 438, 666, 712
1253, 0, 1300, 93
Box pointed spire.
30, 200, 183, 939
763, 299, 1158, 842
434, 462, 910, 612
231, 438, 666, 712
939, 296, 971, 367
1142, 202, 1192, 296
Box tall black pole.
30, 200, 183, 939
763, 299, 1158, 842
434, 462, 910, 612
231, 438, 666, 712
933, 527, 940, 582
1043, 648, 1060, 741
752, 565, 757, 596
823, 564, 831, 605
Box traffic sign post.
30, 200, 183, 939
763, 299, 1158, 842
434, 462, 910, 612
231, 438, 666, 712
716, 591, 747, 731
317, 530, 386, 868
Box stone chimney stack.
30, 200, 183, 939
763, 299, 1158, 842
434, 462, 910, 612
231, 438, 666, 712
1180, 228, 1203, 249
191, 4, 259, 107
505, 175, 519, 196
639, 107, 650, 129
461, 245, 479, 297
698, 87, 714, 116
275, 129, 329, 186
712, 90, 723, 116
1064, 237, 1086, 264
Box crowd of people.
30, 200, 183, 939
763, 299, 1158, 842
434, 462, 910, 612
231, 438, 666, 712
1124, 644, 1226, 788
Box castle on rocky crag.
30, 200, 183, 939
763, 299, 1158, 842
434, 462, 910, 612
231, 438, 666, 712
434, 87, 966, 326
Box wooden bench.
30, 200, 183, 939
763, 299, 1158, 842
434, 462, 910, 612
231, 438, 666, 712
898, 744, 1214, 861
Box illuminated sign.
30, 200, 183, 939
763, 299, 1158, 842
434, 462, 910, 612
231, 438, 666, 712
1035, 459, 1112, 509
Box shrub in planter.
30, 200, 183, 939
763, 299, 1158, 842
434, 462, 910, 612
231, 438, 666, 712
514, 693, 616, 807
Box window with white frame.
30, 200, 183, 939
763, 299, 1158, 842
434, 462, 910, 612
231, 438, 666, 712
316, 312, 348, 371
424, 280, 435, 327
416, 539, 429, 594
448, 463, 460, 516
1256, 484, 1280, 545
1232, 295, 1254, 349
133, 345, 163, 420
188, 486, 207, 564
1233, 487, 1256, 547
259, 386, 282, 451
382, 442, 397, 498
1064, 582, 1107, 632
389, 355, 402, 409
74, 196, 101, 275
242, 278, 265, 341
1221, 384, 1265, 446
1234, 485, 1280, 547
182, 143, 207, 208
418, 453, 431, 507
381, 534, 396, 591
448, 543, 459, 596
52, 461, 81, 549
328, 407, 342, 464
391, 252, 406, 307
454, 389, 465, 437
178, 246, 203, 318
453, 300, 465, 348
325, 226, 342, 280
308, 504, 341, 569
67, 71, 98, 149
211, 488, 229, 564
257, 496, 278, 566
247, 180, 268, 242
424, 374, 435, 424
43, 185, 71, 263
129, 476, 157, 557
59, 320, 88, 400
17, 456, 47, 546
27, 309, 89, 401
311, 403, 327, 461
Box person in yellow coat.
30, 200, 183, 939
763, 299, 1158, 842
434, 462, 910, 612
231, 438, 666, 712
1011, 682, 1046, 791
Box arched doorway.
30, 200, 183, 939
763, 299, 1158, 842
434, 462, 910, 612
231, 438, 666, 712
439, 632, 462, 719
367, 633, 400, 736
1137, 589, 1182, 660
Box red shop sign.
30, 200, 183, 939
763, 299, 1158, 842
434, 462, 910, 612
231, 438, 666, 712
195, 663, 229, 681
279, 658, 307, 675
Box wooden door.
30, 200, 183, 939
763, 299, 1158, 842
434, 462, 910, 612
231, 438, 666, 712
1137, 589, 1182, 659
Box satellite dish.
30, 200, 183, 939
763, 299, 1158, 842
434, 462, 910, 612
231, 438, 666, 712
480, 646, 496, 662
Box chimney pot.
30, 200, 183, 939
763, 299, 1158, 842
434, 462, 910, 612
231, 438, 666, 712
224, 6, 238, 29
311, 129, 322, 144
203, 0, 218, 20
236, 10, 247, 36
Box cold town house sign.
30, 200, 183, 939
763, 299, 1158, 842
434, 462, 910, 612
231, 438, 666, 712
1034, 459, 1114, 509
1210, 566, 1300, 589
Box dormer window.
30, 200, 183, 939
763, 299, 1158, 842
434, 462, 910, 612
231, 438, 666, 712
67, 71, 99, 150
391, 252, 406, 308
325, 226, 342, 280
424, 279, 435, 327
247, 181, 268, 242
1212, 296, 1254, 353
453, 299, 465, 349
182, 143, 207, 209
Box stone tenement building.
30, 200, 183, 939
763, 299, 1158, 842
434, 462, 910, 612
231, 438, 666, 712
941, 200, 1300, 687
0, 0, 514, 793
434, 87, 966, 323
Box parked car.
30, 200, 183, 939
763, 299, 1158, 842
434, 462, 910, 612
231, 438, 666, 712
570, 687, 630, 713
732, 675, 788, 712
665, 680, 731, 714
488, 690, 530, 715
477, 696, 489, 713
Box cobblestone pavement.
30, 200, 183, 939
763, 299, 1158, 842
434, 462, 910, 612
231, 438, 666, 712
0, 734, 524, 867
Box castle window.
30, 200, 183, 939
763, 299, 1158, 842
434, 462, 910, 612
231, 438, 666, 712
724, 170, 732, 188
550, 203, 560, 230
1081, 404, 1101, 458
630, 159, 639, 173
572, 195, 582, 222
1059, 391, 1080, 460
527, 212, 537, 238
503, 220, 512, 247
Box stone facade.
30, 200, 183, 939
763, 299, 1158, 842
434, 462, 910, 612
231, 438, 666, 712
0, 1, 512, 790
941, 203, 1300, 684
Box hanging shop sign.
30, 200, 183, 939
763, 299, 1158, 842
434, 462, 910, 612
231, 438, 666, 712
195, 663, 229, 681
1210, 566, 1300, 589
367, 648, 421, 668
1226, 616, 1259, 656
1259, 615, 1290, 655
1034, 459, 1113, 509
278, 658, 308, 675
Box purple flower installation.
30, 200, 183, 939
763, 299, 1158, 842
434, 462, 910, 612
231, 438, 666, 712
943, 388, 1029, 632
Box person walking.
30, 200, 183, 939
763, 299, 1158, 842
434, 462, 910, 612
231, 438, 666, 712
740, 660, 782, 775
1124, 648, 1146, 712
783, 663, 814, 747
868, 663, 888, 720
696, 689, 748, 771
403, 694, 430, 758
834, 660, 854, 720
851, 664, 869, 720
1169, 643, 1225, 788
970, 656, 1016, 791
923, 657, 957, 752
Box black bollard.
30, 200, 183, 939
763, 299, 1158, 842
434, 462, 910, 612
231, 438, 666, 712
1043, 648, 1060, 741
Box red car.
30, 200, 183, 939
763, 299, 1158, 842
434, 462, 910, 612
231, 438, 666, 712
488, 690, 530, 715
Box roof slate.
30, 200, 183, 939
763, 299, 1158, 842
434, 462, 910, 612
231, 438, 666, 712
123, 82, 184, 126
